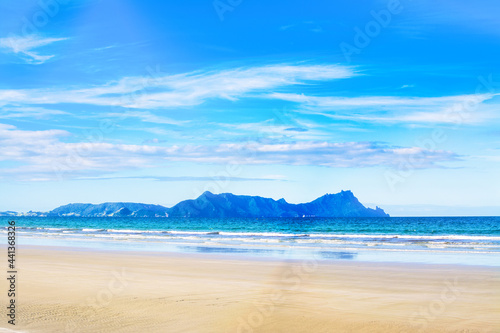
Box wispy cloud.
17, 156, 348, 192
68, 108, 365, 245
0, 106, 68, 119
0, 35, 68, 64
269, 92, 500, 124
104, 111, 189, 126
4, 61, 496, 127
0, 124, 459, 181
217, 119, 325, 141
279, 21, 323, 33
0, 64, 356, 108
72, 175, 283, 182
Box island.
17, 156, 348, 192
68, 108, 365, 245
2, 190, 389, 218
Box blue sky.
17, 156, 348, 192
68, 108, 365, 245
0, 0, 499, 215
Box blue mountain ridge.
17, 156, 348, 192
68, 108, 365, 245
40, 190, 389, 218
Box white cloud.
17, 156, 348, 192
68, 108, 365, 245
104, 111, 189, 126
0, 106, 68, 119
269, 92, 500, 124
269, 92, 493, 108
0, 124, 458, 181
0, 64, 357, 108
1, 61, 496, 126
0, 35, 68, 64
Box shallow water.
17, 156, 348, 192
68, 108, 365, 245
3, 216, 500, 266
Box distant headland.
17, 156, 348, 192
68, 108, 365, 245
1, 190, 389, 218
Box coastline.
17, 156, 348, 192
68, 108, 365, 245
7, 215, 500, 267
16, 234, 500, 267
3, 245, 499, 332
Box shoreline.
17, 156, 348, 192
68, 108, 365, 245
3, 245, 499, 332
7, 216, 500, 267
17, 243, 500, 269
17, 236, 500, 267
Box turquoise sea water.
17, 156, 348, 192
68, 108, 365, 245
3, 216, 500, 266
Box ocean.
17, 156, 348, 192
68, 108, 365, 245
4, 216, 500, 266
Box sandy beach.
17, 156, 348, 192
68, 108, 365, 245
2, 246, 499, 333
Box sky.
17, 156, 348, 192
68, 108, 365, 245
0, 0, 499, 216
